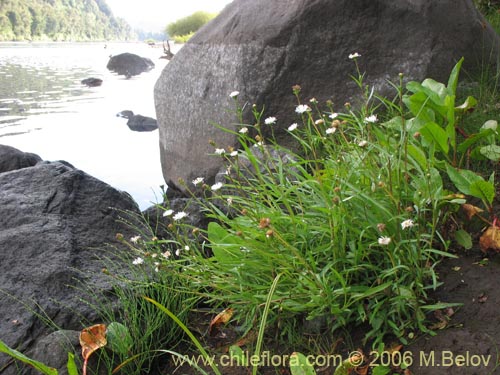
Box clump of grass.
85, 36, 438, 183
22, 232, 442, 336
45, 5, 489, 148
79, 215, 200, 375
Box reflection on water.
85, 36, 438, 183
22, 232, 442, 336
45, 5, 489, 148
0, 42, 175, 209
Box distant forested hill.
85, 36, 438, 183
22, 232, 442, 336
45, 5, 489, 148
0, 0, 135, 41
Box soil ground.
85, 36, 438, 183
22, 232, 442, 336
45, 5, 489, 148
164, 248, 500, 375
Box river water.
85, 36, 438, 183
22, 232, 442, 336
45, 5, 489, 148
0, 42, 174, 210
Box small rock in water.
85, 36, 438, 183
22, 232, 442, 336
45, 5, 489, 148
81, 77, 103, 87
117, 110, 158, 132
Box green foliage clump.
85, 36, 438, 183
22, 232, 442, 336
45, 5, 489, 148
166, 11, 216, 42
0, 0, 134, 41
149, 56, 498, 349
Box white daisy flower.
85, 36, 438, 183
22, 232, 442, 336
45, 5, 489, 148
349, 52, 361, 59
211, 182, 223, 191
401, 219, 415, 230
132, 257, 144, 265
265, 116, 277, 125
378, 236, 391, 245
192, 177, 204, 186
329, 113, 339, 119
215, 148, 225, 155
229, 91, 239, 98
173, 211, 188, 221
239, 127, 248, 134
288, 123, 298, 131
130, 235, 141, 243
295, 104, 311, 114
358, 140, 368, 147
326, 127, 337, 135
163, 209, 173, 217
364, 114, 378, 123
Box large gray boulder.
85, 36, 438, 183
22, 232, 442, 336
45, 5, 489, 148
0, 144, 41, 173
154, 0, 500, 193
0, 159, 141, 374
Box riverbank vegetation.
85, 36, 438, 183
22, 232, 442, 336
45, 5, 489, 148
0, 0, 133, 41
165, 11, 216, 43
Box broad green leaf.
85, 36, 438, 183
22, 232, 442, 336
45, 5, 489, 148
457, 129, 495, 153
290, 352, 316, 375
445, 165, 483, 195
455, 229, 473, 250
106, 322, 132, 355
407, 144, 428, 170
207, 222, 245, 263
0, 339, 57, 375
447, 57, 464, 96
470, 180, 495, 205
481, 119, 498, 132
420, 122, 449, 154
405, 116, 426, 133
422, 78, 447, 104
480, 145, 500, 161
403, 91, 436, 123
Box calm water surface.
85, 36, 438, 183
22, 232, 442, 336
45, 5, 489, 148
0, 42, 174, 209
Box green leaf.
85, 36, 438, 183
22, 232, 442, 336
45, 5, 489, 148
0, 339, 58, 375
229, 345, 248, 366
447, 57, 464, 96
455, 229, 473, 250
470, 180, 495, 205
422, 78, 447, 104
480, 145, 500, 161
445, 165, 483, 195
333, 354, 363, 375
457, 129, 495, 153
455, 95, 477, 112
290, 352, 316, 375
420, 122, 449, 154
372, 366, 392, 375
481, 119, 498, 132
67, 353, 78, 375
106, 322, 132, 355
407, 144, 428, 170
207, 222, 245, 263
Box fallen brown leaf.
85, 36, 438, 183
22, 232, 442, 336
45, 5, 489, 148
80, 324, 107, 360
480, 226, 500, 253
209, 308, 234, 336
462, 203, 484, 220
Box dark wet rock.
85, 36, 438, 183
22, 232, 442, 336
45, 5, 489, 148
107, 53, 154, 77
117, 110, 158, 132
0, 160, 142, 374
0, 144, 41, 173
154, 0, 500, 194
81, 77, 103, 87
